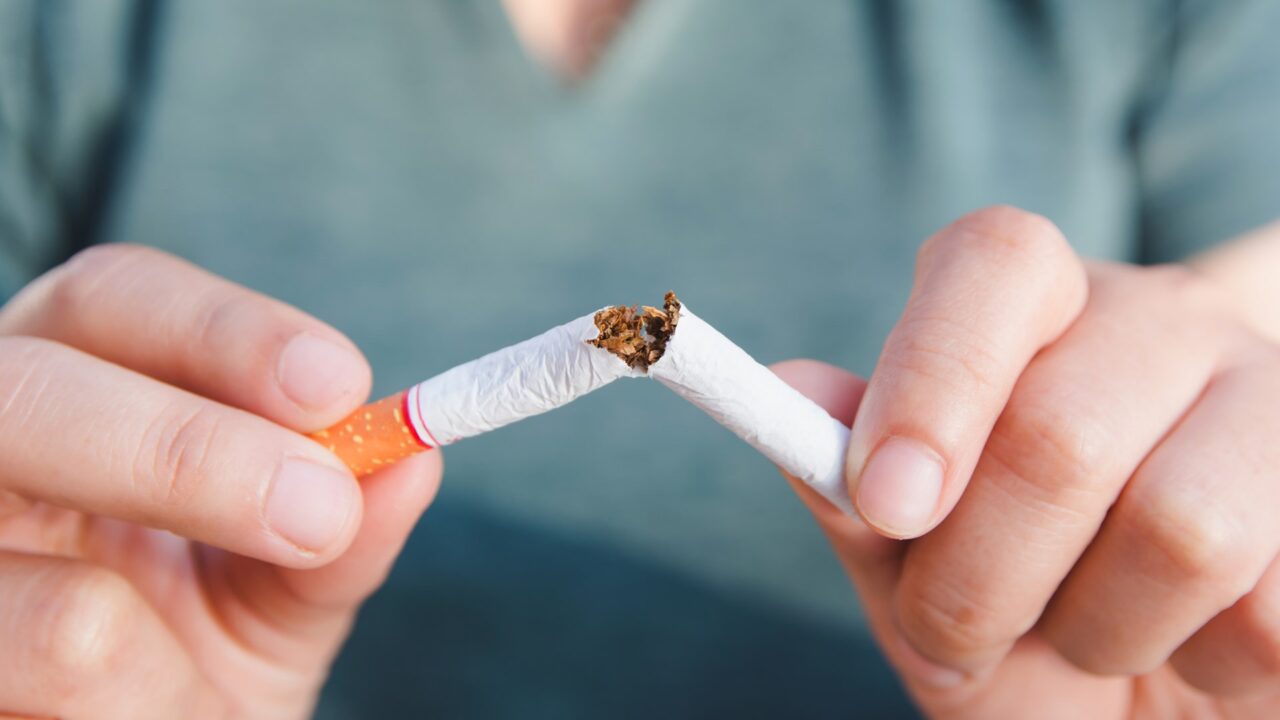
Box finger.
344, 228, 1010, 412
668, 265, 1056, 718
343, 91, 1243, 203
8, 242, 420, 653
772, 359, 919, 672
893, 265, 1223, 675
769, 361, 919, 677
771, 359, 882, 562
276, 450, 443, 610
0, 551, 221, 720
847, 206, 1087, 538
197, 451, 444, 671
0, 244, 370, 430
1170, 554, 1280, 696
1042, 359, 1280, 676
0, 337, 362, 567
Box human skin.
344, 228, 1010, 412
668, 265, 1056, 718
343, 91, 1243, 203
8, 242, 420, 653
774, 206, 1280, 719
0, 245, 443, 719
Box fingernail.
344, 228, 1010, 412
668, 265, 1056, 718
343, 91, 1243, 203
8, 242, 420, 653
855, 437, 944, 537
277, 333, 365, 412
266, 458, 357, 553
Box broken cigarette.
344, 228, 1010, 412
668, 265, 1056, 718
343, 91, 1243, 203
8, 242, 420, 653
312, 293, 855, 516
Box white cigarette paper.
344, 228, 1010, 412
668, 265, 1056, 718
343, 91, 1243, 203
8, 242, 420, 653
407, 312, 641, 446
648, 307, 856, 517
400, 294, 854, 518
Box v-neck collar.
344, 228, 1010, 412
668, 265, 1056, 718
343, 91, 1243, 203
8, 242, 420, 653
478, 0, 659, 96
500, 0, 640, 84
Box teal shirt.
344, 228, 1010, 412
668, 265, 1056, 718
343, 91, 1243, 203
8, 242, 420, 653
3, 2, 1280, 717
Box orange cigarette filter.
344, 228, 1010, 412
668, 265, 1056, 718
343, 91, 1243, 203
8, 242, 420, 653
310, 391, 432, 477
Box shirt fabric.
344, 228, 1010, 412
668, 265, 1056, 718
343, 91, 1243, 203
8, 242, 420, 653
2, 1, 1279, 717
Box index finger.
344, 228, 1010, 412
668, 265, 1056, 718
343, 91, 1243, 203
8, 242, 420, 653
847, 206, 1087, 538
0, 244, 370, 430
0, 337, 362, 567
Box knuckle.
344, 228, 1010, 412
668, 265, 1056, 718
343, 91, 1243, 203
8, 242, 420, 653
898, 578, 1012, 666
0, 337, 66, 424
1145, 264, 1223, 306
63, 242, 156, 272
134, 402, 225, 512
916, 206, 1085, 330
963, 205, 1063, 240
37, 565, 141, 679
1117, 264, 1243, 355
926, 205, 1071, 269
1122, 490, 1255, 595
986, 393, 1116, 509
1142, 264, 1238, 331
45, 244, 162, 317
1048, 640, 1102, 675
0, 334, 57, 377
190, 291, 267, 362
1010, 399, 1111, 482
66, 243, 169, 274
1053, 636, 1157, 677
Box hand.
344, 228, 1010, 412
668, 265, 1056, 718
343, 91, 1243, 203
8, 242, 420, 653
775, 206, 1280, 718
0, 245, 441, 719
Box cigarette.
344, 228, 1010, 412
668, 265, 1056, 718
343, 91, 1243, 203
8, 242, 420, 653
313, 293, 855, 517
311, 312, 641, 476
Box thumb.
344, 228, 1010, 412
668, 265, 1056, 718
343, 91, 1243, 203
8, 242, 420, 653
773, 360, 987, 706
770, 360, 881, 550
770, 359, 903, 620
218, 450, 444, 670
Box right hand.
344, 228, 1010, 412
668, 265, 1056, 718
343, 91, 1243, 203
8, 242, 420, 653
0, 245, 442, 719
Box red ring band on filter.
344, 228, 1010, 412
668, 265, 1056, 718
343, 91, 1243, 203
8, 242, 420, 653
405, 382, 441, 448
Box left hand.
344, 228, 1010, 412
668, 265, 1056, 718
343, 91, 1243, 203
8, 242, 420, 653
775, 206, 1280, 718
0, 246, 443, 719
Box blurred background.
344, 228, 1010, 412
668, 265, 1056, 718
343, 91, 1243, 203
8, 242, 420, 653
4, 1, 1279, 717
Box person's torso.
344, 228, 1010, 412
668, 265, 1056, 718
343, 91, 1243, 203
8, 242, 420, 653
96, 1, 1159, 715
